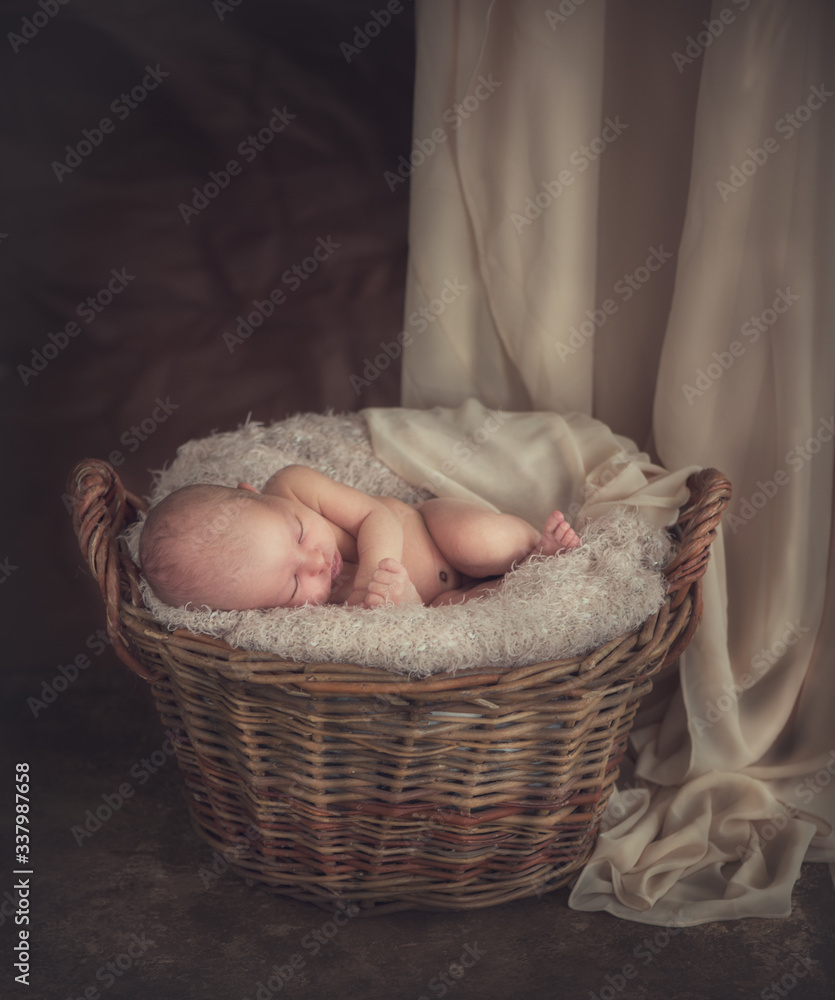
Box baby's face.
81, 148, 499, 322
227, 495, 342, 609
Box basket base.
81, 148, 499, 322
187, 801, 601, 914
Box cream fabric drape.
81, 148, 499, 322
400, 0, 835, 923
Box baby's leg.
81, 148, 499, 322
418, 498, 540, 577
419, 498, 581, 577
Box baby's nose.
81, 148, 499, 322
303, 550, 326, 574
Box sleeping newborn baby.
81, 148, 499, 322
138, 464, 581, 611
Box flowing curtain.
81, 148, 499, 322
401, 0, 834, 923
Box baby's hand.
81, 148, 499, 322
364, 558, 423, 608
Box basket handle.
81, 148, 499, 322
664, 468, 732, 593
68, 459, 154, 680
660, 467, 732, 663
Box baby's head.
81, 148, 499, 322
139, 482, 339, 610
139, 484, 260, 609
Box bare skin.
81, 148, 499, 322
367, 503, 581, 608
144, 465, 582, 611
249, 468, 581, 610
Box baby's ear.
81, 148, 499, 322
236, 482, 259, 493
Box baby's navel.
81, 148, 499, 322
440, 571, 448, 582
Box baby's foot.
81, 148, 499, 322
364, 558, 423, 608
536, 511, 582, 556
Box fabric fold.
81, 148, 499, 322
363, 398, 696, 530
403, 0, 834, 923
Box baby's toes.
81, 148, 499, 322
552, 520, 581, 550
364, 589, 387, 608
364, 576, 394, 607
537, 511, 566, 555
367, 574, 391, 595
376, 557, 406, 576
544, 511, 566, 536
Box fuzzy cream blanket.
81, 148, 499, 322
126, 410, 677, 676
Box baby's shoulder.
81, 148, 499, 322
374, 495, 420, 520
263, 464, 318, 494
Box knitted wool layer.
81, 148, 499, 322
125, 412, 674, 676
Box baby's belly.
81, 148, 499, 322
378, 498, 463, 604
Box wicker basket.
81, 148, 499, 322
68, 459, 730, 914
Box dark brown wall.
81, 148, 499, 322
2, 0, 414, 674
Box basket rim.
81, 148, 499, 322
68, 458, 731, 687
115, 590, 690, 695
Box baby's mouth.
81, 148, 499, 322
331, 550, 342, 583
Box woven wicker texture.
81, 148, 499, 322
69, 459, 731, 913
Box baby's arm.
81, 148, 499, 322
264, 466, 405, 605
